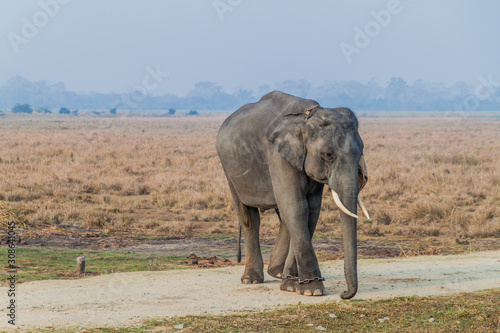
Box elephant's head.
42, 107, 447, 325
269, 104, 368, 299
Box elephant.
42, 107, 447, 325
216, 91, 369, 298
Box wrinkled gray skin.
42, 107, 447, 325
216, 91, 367, 298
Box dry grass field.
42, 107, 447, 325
0, 114, 499, 247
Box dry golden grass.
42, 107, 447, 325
358, 117, 500, 240
0, 115, 499, 242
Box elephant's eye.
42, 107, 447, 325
320, 151, 336, 163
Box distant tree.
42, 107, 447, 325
72, 109, 79, 116
168, 108, 176, 115
386, 77, 408, 109
109, 108, 117, 115
187, 110, 199, 116
386, 77, 408, 99
275, 79, 312, 97
12, 103, 33, 114
92, 111, 102, 115
188, 82, 222, 99
36, 107, 51, 114
59, 107, 71, 114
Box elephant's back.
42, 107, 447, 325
217, 100, 272, 162
216, 90, 316, 158
218, 100, 276, 137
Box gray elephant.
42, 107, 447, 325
216, 91, 369, 298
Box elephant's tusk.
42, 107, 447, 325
357, 197, 370, 220
331, 190, 359, 219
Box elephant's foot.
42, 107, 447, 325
241, 269, 264, 284
279, 277, 298, 292
267, 264, 284, 279
295, 278, 326, 296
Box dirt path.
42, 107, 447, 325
2, 251, 499, 331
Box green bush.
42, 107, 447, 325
59, 107, 71, 114
12, 103, 33, 114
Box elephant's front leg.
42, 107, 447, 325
268, 209, 290, 279
296, 188, 325, 295
279, 241, 298, 292
306, 185, 324, 238
280, 202, 325, 296
266, 211, 299, 291
272, 186, 324, 294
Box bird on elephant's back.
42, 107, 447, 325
216, 91, 369, 298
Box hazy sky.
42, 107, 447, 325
1, 0, 499, 96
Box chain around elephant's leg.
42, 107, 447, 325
296, 277, 326, 296
280, 274, 298, 292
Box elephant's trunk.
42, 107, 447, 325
340, 204, 357, 299
332, 181, 358, 300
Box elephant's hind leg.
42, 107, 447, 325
239, 204, 264, 284
268, 209, 290, 279
227, 181, 264, 284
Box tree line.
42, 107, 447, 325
0, 76, 498, 112
10, 104, 80, 115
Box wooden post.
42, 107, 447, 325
77, 256, 85, 276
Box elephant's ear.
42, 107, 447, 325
358, 154, 368, 191
268, 115, 306, 171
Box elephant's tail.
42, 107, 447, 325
237, 223, 242, 263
